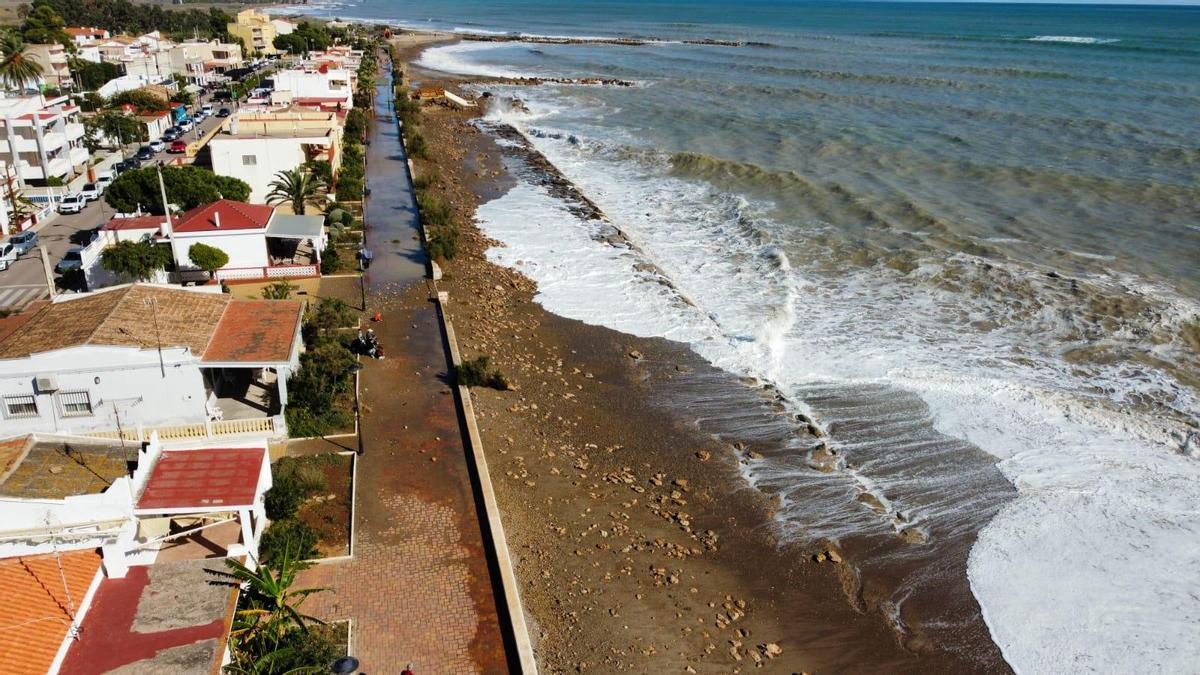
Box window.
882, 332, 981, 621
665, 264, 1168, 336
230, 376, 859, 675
4, 394, 38, 419
57, 390, 93, 417
242, 155, 257, 166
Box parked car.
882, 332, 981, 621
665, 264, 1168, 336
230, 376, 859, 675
136, 146, 155, 161
216, 107, 232, 118
178, 118, 194, 132
149, 139, 165, 152
162, 128, 180, 142
0, 242, 16, 271
113, 158, 137, 174
200, 103, 214, 115
95, 171, 115, 189
79, 183, 102, 202
55, 247, 84, 274
9, 230, 38, 256
168, 140, 188, 154
57, 194, 86, 214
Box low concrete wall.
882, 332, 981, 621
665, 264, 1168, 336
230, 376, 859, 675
435, 291, 538, 674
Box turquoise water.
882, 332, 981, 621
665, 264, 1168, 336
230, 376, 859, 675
298, 1, 1200, 671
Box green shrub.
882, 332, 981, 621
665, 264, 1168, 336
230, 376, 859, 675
426, 227, 458, 260
334, 176, 364, 202
320, 242, 345, 274
412, 170, 439, 191
259, 518, 318, 565
455, 355, 510, 390
264, 466, 324, 520
260, 281, 294, 299
416, 191, 452, 227
406, 131, 428, 159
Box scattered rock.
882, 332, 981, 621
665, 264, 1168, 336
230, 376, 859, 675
628, 349, 643, 360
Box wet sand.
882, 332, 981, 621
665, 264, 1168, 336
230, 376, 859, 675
393, 39, 1008, 673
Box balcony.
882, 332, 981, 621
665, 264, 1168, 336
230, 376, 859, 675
40, 131, 67, 151
65, 122, 85, 140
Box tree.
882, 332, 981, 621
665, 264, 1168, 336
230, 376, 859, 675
71, 59, 120, 90
342, 108, 367, 142
171, 73, 194, 106
83, 110, 146, 152
265, 168, 327, 216
105, 166, 251, 214
188, 242, 228, 279
100, 240, 172, 281
109, 88, 170, 112
211, 547, 330, 674
21, 5, 70, 49
0, 34, 43, 94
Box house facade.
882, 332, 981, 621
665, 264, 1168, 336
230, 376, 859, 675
0, 94, 90, 184
270, 68, 354, 111
0, 284, 304, 440
208, 111, 342, 203
228, 9, 281, 56
24, 43, 72, 89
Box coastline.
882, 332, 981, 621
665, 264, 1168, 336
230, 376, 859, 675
392, 37, 1008, 673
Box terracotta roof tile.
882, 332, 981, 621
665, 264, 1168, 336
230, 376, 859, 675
0, 550, 102, 674
202, 300, 302, 364
0, 285, 229, 360
172, 200, 274, 234
0, 435, 32, 482
137, 447, 265, 510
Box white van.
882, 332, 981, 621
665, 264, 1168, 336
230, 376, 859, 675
200, 103, 214, 115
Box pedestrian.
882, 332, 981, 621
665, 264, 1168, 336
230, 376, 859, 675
401, 664, 415, 675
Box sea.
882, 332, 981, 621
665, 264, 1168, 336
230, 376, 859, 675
291, 1, 1200, 671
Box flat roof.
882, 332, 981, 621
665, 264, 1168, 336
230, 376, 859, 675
0, 550, 102, 674
137, 447, 264, 510
266, 214, 324, 239
0, 439, 133, 500
59, 558, 235, 675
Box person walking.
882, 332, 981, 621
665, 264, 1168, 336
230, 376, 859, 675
401, 664, 415, 675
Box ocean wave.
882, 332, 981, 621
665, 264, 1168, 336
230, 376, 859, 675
473, 97, 1200, 672
1027, 35, 1121, 45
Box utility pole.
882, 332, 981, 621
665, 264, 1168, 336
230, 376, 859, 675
39, 247, 55, 300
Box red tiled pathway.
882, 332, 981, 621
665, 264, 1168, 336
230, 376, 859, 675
297, 300, 508, 674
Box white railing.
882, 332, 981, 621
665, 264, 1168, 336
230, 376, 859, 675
266, 264, 317, 278
81, 415, 282, 442
212, 264, 320, 282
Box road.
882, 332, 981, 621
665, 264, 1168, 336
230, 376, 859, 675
0, 93, 233, 311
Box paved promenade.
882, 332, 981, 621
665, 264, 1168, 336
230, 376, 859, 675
297, 58, 509, 674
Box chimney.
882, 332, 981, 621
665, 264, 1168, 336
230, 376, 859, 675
214, 209, 221, 228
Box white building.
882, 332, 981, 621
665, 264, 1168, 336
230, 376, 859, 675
208, 112, 343, 204
0, 284, 304, 439
0, 94, 89, 184
269, 68, 354, 111
24, 43, 72, 89
99, 200, 326, 283
170, 40, 245, 87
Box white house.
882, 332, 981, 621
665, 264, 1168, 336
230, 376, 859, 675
0, 94, 90, 184
94, 202, 326, 285
0, 284, 304, 439
208, 111, 342, 204
269, 68, 354, 111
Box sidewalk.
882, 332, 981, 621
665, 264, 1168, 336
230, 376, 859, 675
295, 58, 509, 674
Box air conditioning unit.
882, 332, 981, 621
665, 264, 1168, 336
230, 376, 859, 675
35, 375, 58, 393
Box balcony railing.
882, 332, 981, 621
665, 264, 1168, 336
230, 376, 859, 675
81, 415, 282, 442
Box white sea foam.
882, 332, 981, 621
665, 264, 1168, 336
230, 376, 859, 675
1028, 35, 1120, 45
416, 42, 537, 79
474, 81, 1200, 672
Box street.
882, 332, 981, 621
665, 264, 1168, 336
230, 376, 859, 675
0, 94, 233, 311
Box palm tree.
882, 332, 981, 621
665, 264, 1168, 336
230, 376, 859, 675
0, 34, 43, 95
211, 546, 329, 674
266, 168, 328, 215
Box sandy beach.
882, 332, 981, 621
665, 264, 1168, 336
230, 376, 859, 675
389, 35, 1008, 673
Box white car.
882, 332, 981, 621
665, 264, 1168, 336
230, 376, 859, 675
178, 118, 194, 132
149, 139, 165, 152
79, 183, 102, 202
200, 103, 213, 115
0, 242, 16, 271
57, 194, 86, 214
95, 172, 115, 189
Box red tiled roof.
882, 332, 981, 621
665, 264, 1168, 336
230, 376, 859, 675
103, 215, 166, 231
137, 447, 265, 510
67, 27, 107, 37
172, 200, 273, 233
202, 299, 302, 364
0, 550, 102, 674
